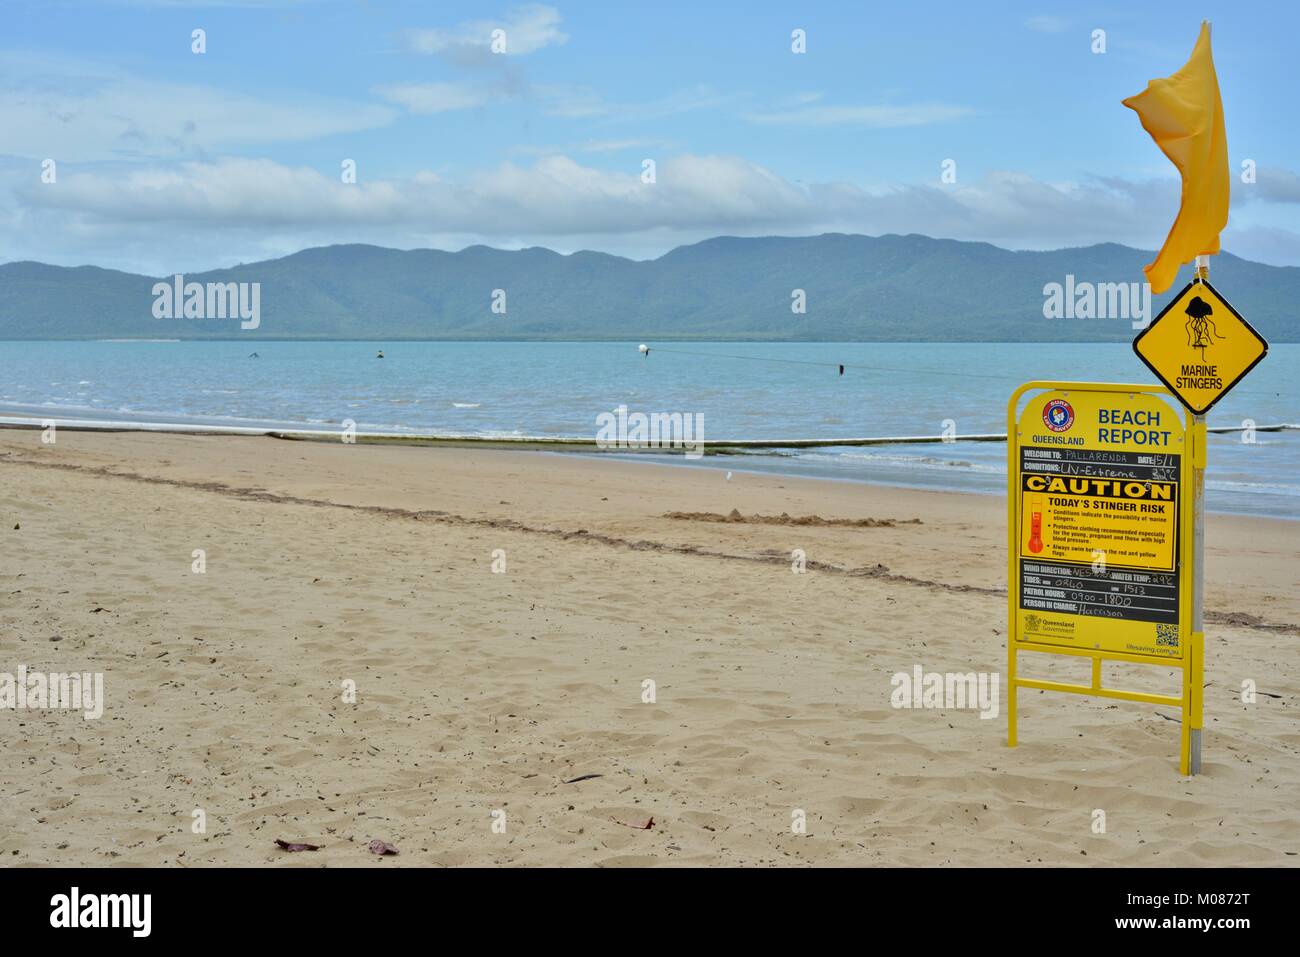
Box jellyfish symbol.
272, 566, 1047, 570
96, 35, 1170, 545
1184, 295, 1223, 361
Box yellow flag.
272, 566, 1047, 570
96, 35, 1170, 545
1122, 21, 1229, 294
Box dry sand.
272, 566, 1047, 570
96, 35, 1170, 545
0, 428, 1296, 866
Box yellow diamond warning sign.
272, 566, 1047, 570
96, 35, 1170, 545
1133, 278, 1267, 415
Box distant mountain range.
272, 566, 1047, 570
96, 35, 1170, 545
2, 234, 1296, 341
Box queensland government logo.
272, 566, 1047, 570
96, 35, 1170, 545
1042, 399, 1075, 433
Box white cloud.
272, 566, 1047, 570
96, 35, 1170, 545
373, 82, 492, 114
404, 4, 567, 58
93, 1, 324, 6
16, 155, 805, 235
1026, 16, 1072, 34
372, 75, 734, 121
743, 102, 971, 128
0, 154, 1191, 239
1217, 224, 1300, 265
1248, 167, 1300, 203
534, 83, 735, 120
0, 68, 395, 161
9, 154, 1300, 273
531, 83, 609, 118
514, 138, 669, 156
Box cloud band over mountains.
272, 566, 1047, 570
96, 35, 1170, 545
9, 153, 1299, 274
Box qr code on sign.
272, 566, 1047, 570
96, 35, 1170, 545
1156, 623, 1179, 647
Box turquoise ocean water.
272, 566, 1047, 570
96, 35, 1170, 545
1, 340, 1295, 518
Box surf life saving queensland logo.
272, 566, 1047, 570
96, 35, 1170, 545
1042, 398, 1075, 433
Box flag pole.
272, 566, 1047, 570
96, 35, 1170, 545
1190, 254, 1209, 775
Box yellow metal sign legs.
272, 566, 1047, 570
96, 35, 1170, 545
1008, 640, 1200, 774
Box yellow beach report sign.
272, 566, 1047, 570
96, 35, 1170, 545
1007, 382, 1201, 773
1013, 388, 1188, 660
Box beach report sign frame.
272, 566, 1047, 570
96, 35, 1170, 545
1006, 381, 1203, 775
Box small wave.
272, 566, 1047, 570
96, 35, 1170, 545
1206, 479, 1300, 496
731, 448, 798, 458
452, 402, 482, 409
797, 449, 1004, 474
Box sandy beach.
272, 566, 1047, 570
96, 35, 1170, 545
0, 427, 1296, 867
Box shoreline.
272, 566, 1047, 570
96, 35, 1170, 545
2, 418, 1296, 521
0, 414, 1009, 446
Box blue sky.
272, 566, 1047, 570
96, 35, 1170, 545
2, 0, 1297, 274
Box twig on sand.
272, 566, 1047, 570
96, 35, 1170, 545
274, 839, 321, 852
611, 816, 655, 830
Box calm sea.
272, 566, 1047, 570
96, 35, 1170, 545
1, 341, 1295, 518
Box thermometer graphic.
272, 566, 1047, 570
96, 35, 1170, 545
1027, 495, 1045, 553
